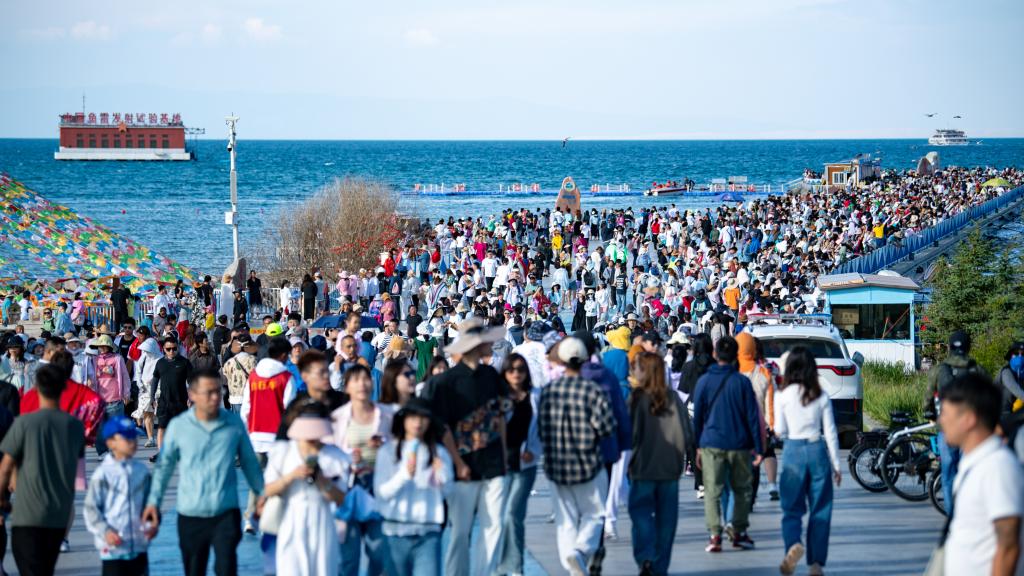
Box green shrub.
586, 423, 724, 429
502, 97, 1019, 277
861, 360, 929, 428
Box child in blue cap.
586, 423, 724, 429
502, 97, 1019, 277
83, 416, 152, 575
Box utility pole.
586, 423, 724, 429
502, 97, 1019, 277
225, 115, 240, 263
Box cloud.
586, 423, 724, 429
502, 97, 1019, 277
243, 17, 281, 41
23, 26, 66, 40
202, 23, 223, 43
404, 28, 439, 47
70, 21, 112, 41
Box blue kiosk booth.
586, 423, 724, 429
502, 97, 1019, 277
817, 271, 921, 370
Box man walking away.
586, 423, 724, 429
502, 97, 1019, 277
924, 330, 987, 515
940, 373, 1022, 576
692, 336, 763, 552
143, 368, 265, 576
538, 337, 615, 576
0, 364, 85, 576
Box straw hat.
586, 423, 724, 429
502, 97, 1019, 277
445, 318, 507, 355
94, 324, 115, 336
455, 302, 468, 313
90, 334, 116, 350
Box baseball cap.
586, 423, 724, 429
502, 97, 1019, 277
640, 331, 662, 344
949, 330, 971, 353
102, 416, 139, 441
557, 337, 589, 365
265, 323, 284, 337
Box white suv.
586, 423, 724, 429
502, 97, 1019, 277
745, 314, 864, 447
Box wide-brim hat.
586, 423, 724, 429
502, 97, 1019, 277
445, 318, 507, 356
455, 303, 468, 313
287, 416, 333, 441
64, 332, 82, 344
95, 324, 116, 336
90, 334, 116, 350
667, 332, 690, 346
416, 323, 431, 336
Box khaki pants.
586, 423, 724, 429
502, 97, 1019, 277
701, 447, 753, 535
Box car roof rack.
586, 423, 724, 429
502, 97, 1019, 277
746, 313, 834, 327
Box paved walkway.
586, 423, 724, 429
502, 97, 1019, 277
3, 444, 941, 575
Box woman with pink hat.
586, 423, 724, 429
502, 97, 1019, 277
263, 407, 349, 576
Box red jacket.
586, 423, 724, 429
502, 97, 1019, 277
246, 363, 290, 437
21, 379, 104, 446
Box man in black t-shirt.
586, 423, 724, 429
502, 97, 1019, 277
109, 279, 132, 332
422, 318, 509, 576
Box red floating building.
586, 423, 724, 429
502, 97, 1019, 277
55, 112, 191, 161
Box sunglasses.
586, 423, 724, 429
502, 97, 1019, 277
506, 365, 529, 374
164, 347, 178, 352
402, 370, 416, 378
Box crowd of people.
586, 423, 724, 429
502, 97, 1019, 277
0, 165, 1021, 576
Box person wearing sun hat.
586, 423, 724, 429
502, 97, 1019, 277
373, 397, 453, 575
420, 317, 509, 576
263, 409, 348, 576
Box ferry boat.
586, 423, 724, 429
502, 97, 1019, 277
928, 129, 969, 146
55, 112, 192, 160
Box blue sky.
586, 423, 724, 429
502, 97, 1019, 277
2, 0, 1022, 140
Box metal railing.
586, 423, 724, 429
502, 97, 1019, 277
830, 185, 1024, 275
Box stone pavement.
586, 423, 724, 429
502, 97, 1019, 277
525, 452, 943, 575
3, 443, 941, 575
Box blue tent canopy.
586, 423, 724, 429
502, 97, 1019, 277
310, 314, 380, 329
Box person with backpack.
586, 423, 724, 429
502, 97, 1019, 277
997, 341, 1024, 416
923, 330, 988, 516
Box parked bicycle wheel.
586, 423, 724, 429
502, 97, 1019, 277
928, 468, 946, 516
849, 445, 888, 492
880, 434, 933, 501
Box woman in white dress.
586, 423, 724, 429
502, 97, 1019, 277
218, 274, 235, 327
130, 327, 161, 447
263, 412, 350, 576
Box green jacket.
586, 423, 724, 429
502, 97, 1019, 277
148, 407, 264, 518
924, 353, 987, 417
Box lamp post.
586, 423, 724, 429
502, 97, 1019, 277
225, 115, 240, 263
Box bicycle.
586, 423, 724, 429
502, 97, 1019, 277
878, 420, 937, 502
927, 436, 947, 516
847, 411, 914, 493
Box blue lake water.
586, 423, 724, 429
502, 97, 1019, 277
1, 138, 1022, 274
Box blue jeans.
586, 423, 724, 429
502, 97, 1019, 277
95, 400, 125, 456
780, 439, 834, 567
497, 466, 538, 574
341, 519, 386, 576
385, 530, 440, 576
937, 432, 960, 516
628, 479, 678, 576
615, 291, 627, 315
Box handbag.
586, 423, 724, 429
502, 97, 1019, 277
258, 495, 285, 535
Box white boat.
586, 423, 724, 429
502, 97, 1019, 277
643, 185, 688, 197
928, 129, 969, 146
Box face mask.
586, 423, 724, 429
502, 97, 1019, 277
1011, 355, 1024, 373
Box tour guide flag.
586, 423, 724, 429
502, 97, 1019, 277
0, 172, 197, 293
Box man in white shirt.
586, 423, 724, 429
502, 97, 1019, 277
481, 252, 498, 290
941, 373, 1023, 576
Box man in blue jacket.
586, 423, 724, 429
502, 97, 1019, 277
142, 368, 265, 576
692, 336, 763, 553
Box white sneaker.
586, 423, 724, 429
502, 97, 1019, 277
697, 486, 705, 500
60, 539, 70, 553
566, 550, 588, 576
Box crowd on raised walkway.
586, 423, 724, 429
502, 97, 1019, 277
0, 164, 1021, 576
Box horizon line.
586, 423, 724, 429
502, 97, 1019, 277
3, 136, 1022, 142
